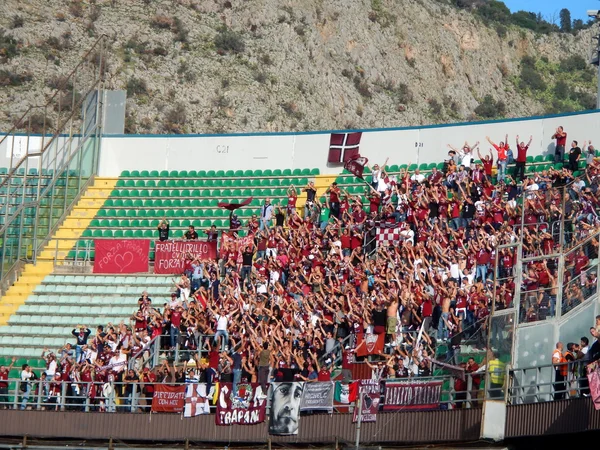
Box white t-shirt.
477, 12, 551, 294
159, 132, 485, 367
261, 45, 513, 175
216, 315, 229, 331
410, 174, 425, 184
46, 360, 57, 377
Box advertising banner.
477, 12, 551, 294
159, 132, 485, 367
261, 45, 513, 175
93, 239, 150, 273
151, 384, 186, 413
216, 382, 267, 425
383, 379, 443, 411
154, 240, 217, 274
299, 381, 334, 412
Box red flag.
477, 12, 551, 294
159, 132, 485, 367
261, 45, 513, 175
344, 156, 369, 179
355, 332, 385, 356
218, 197, 253, 211
328, 132, 362, 163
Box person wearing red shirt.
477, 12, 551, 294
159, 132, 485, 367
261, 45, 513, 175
514, 135, 533, 182
139, 367, 156, 411
326, 182, 341, 219
477, 148, 494, 179
286, 185, 298, 215
573, 249, 589, 276
552, 126, 567, 163
486, 134, 509, 182
0, 357, 15, 408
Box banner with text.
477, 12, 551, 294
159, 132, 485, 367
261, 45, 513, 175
93, 239, 150, 273
154, 240, 217, 274
151, 384, 186, 413
355, 332, 385, 357
383, 379, 443, 411
300, 381, 334, 412
352, 380, 380, 423
216, 382, 267, 426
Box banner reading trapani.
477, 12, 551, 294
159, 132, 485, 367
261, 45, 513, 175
383, 379, 443, 411
93, 239, 150, 273
352, 380, 379, 423
216, 382, 267, 425
154, 240, 217, 274
151, 384, 186, 413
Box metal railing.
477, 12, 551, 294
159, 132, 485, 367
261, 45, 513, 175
0, 35, 107, 290
0, 372, 483, 413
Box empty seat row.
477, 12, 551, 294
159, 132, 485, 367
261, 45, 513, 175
26, 295, 138, 306
35, 285, 168, 295
43, 275, 171, 286
9, 315, 126, 326
0, 325, 85, 336
120, 168, 319, 178
18, 305, 132, 316
115, 177, 311, 189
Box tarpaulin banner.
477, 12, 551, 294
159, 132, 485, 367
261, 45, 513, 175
383, 379, 443, 411
220, 232, 254, 263
587, 364, 600, 411
154, 240, 217, 274
216, 382, 267, 425
352, 380, 380, 423
184, 383, 211, 417
355, 332, 385, 357
93, 239, 150, 274
299, 381, 334, 412
151, 384, 186, 413
269, 382, 304, 435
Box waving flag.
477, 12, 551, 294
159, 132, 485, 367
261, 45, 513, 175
344, 156, 369, 179
328, 132, 362, 163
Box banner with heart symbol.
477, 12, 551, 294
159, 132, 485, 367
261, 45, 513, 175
93, 239, 150, 274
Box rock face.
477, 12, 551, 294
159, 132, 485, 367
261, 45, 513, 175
0, 0, 596, 134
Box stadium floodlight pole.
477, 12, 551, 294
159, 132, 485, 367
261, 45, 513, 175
588, 10, 600, 109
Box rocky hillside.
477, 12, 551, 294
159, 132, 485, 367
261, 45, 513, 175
0, 0, 596, 134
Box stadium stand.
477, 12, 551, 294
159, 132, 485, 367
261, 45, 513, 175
0, 128, 599, 413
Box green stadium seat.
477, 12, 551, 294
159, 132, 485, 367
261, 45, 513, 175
243, 170, 253, 177
292, 168, 302, 176
310, 168, 319, 175
121, 170, 131, 177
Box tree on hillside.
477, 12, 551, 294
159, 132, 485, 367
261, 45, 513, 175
559, 8, 572, 32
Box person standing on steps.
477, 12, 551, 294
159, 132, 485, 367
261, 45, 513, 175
552, 126, 567, 164
514, 135, 533, 182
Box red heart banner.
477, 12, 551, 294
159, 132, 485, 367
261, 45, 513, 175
93, 239, 150, 274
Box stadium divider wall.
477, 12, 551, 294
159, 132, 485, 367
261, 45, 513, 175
96, 110, 600, 176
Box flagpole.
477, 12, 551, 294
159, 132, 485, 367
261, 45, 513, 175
355, 390, 364, 449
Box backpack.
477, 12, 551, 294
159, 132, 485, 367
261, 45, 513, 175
507, 149, 515, 164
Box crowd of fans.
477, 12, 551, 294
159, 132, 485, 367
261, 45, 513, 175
7, 128, 600, 411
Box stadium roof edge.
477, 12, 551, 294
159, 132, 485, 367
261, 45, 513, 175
3, 109, 598, 139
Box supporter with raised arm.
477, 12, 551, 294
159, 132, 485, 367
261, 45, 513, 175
447, 141, 479, 169
157, 217, 170, 241
514, 135, 533, 182
552, 126, 567, 163
486, 134, 509, 183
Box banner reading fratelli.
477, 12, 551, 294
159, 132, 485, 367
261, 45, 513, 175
383, 379, 443, 411
216, 382, 267, 426
151, 384, 186, 413
154, 240, 217, 274
93, 239, 150, 274
299, 381, 334, 412
352, 380, 379, 423
355, 332, 385, 357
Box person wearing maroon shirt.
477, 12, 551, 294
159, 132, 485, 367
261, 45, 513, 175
326, 182, 341, 219
169, 306, 183, 350
340, 344, 355, 382
514, 135, 533, 182
286, 185, 298, 215
573, 249, 589, 276
475, 240, 492, 282
0, 357, 16, 408
552, 126, 567, 163
477, 148, 494, 179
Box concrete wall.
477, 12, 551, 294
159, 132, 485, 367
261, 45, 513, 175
96, 110, 600, 177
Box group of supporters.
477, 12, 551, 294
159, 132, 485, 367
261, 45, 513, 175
6, 128, 600, 411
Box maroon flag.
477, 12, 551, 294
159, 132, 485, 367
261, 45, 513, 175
328, 132, 362, 163
344, 156, 368, 179
218, 197, 253, 211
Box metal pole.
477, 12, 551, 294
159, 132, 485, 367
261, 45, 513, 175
354, 390, 363, 449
